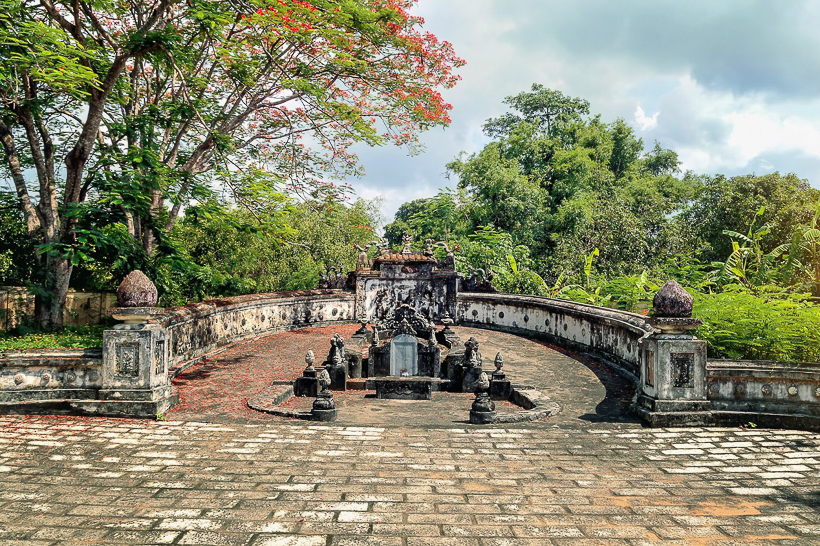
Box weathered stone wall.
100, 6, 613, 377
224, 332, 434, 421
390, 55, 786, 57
457, 292, 653, 377
707, 360, 820, 418
0, 349, 103, 404
155, 290, 356, 371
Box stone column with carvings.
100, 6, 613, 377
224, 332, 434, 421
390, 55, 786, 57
636, 280, 711, 426
101, 270, 178, 417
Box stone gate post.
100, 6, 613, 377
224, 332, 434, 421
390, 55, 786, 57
636, 280, 712, 426
98, 271, 178, 417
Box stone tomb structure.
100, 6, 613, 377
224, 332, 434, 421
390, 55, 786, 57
353, 243, 460, 324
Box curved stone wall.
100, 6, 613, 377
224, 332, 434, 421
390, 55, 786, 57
707, 360, 820, 429
154, 290, 357, 373
3, 288, 819, 429
456, 292, 653, 378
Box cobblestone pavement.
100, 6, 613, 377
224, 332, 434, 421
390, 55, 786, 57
2, 327, 820, 544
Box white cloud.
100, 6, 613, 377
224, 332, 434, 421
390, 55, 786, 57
634, 106, 659, 131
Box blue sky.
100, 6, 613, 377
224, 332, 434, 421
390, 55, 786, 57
349, 0, 820, 224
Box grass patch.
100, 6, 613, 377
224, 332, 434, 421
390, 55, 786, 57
0, 325, 106, 351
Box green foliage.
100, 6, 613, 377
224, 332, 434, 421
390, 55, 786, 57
0, 325, 105, 351
692, 287, 820, 362
0, 192, 37, 285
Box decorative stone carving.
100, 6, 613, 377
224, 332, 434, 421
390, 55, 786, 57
311, 369, 337, 421
493, 353, 504, 375
464, 337, 482, 368
115, 343, 140, 377
40, 373, 51, 385
14, 373, 25, 386
304, 350, 315, 372
761, 384, 773, 396
788, 386, 798, 396
116, 270, 158, 307
470, 371, 497, 424
653, 280, 693, 318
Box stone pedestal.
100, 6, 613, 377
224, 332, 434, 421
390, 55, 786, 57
101, 319, 177, 417
374, 378, 433, 400
294, 368, 319, 397
470, 392, 497, 424
490, 373, 512, 401
636, 317, 711, 426
311, 390, 337, 422
462, 366, 484, 393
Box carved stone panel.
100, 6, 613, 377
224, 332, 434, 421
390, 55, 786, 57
115, 343, 140, 378
670, 352, 695, 388
644, 349, 655, 387
154, 340, 165, 376
390, 334, 418, 376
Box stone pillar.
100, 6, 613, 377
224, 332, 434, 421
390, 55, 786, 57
489, 352, 512, 401
636, 280, 711, 426
99, 271, 178, 417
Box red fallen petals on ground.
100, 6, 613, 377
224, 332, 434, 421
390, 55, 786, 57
168, 324, 360, 423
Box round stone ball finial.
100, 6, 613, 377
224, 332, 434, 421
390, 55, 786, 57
653, 280, 693, 318
116, 270, 158, 307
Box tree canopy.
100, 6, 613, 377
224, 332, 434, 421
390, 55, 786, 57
0, 0, 463, 327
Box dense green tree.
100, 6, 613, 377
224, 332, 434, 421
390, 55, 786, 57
681, 172, 820, 264
0, 0, 463, 327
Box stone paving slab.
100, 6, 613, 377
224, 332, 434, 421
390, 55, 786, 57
2, 416, 820, 544
2, 327, 820, 544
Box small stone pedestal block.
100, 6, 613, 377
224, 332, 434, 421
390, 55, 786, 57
101, 320, 177, 417
490, 375, 512, 401
294, 369, 319, 398
637, 317, 711, 426
374, 378, 433, 400
462, 366, 484, 393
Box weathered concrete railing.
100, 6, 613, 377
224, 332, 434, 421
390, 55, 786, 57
1, 290, 355, 418
155, 290, 356, 372
456, 292, 654, 377
706, 360, 820, 429
0, 349, 103, 412
457, 291, 820, 430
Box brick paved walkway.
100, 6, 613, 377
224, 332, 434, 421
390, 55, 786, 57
2, 327, 819, 545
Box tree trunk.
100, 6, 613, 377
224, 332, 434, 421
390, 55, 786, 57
34, 254, 73, 330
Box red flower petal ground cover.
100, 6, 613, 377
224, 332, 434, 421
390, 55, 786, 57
167, 324, 360, 423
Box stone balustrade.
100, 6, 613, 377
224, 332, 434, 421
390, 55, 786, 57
456, 292, 653, 377
2, 288, 819, 429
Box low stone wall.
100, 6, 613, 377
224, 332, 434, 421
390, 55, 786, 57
707, 360, 820, 429
456, 293, 653, 378
154, 290, 356, 373
0, 349, 103, 407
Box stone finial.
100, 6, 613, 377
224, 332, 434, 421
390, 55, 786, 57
653, 280, 693, 318
116, 270, 158, 307
494, 353, 503, 372
318, 369, 331, 391
476, 371, 490, 392
305, 350, 315, 371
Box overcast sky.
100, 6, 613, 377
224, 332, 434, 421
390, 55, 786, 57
349, 0, 820, 224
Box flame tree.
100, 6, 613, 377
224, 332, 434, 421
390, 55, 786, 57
0, 0, 463, 328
